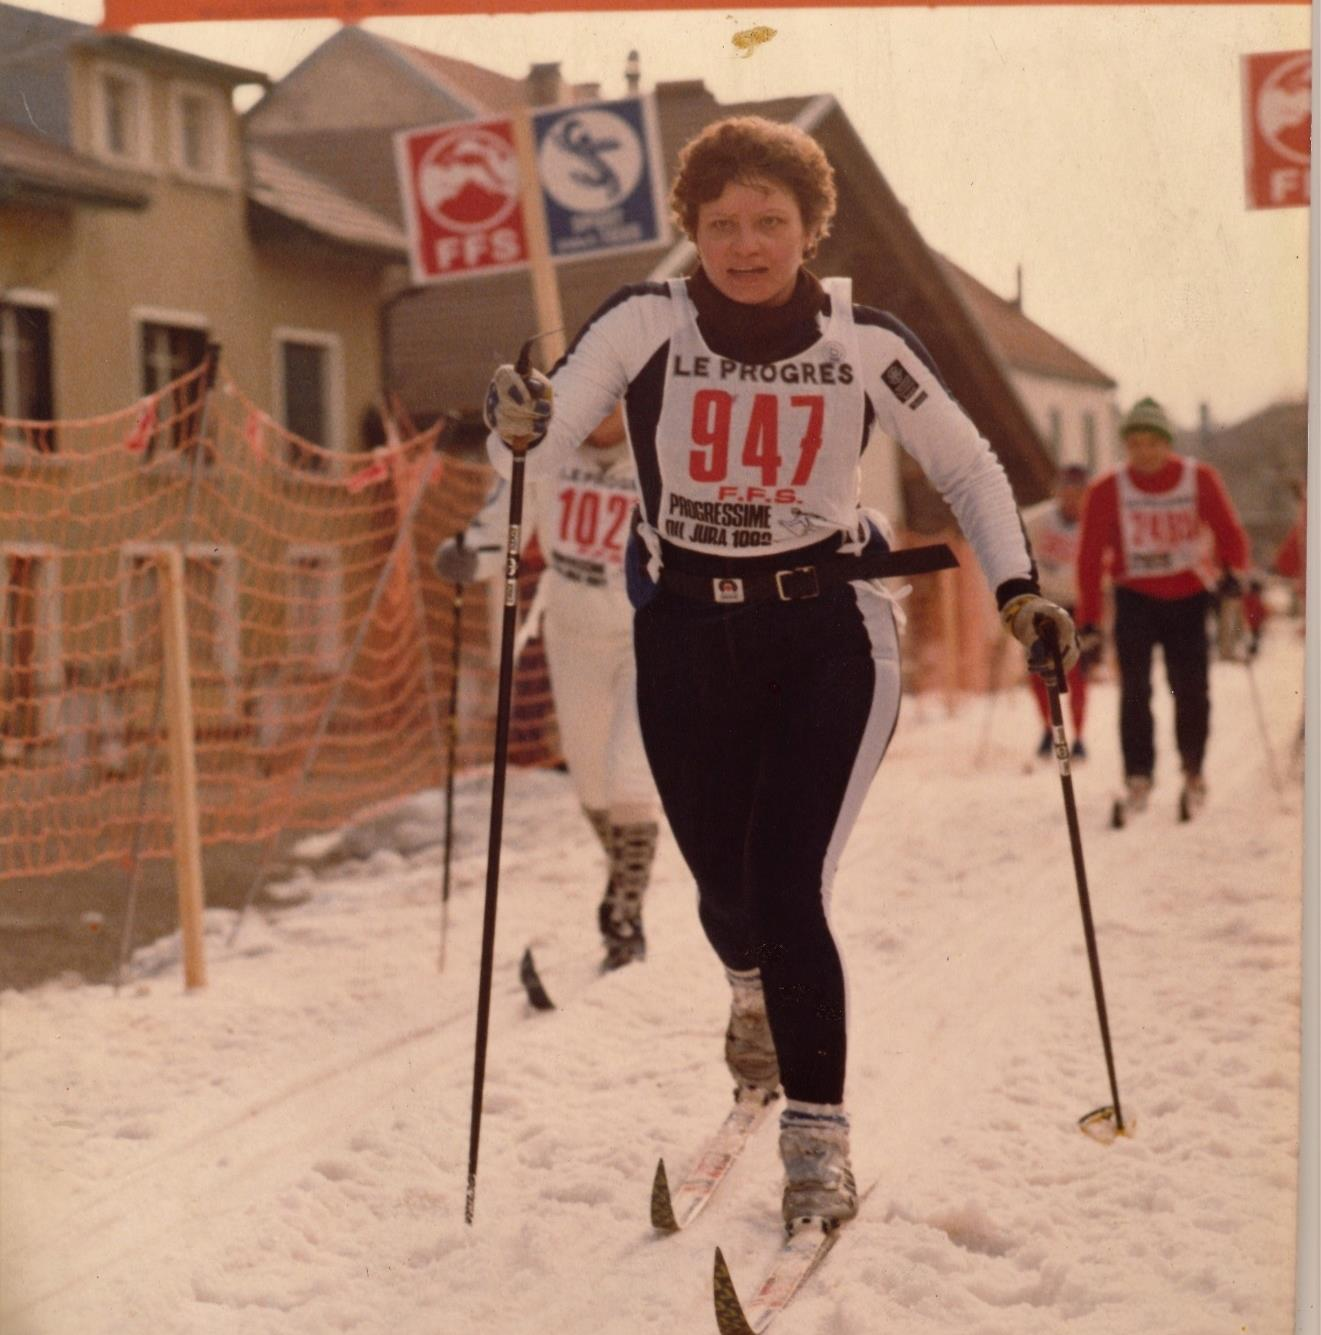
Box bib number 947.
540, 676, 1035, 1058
689, 390, 824, 488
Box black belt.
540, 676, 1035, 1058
657, 542, 958, 605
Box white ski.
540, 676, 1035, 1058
712, 1219, 841, 1334
651, 1088, 778, 1232
711, 1178, 880, 1332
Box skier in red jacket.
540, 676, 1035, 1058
1076, 397, 1249, 819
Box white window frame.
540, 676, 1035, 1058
271, 327, 345, 472
130, 305, 212, 467
0, 289, 59, 466
167, 79, 232, 186
90, 60, 154, 170
1082, 411, 1098, 473
0, 542, 63, 741
118, 541, 240, 718
1046, 406, 1063, 461
286, 544, 344, 676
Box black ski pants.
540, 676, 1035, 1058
1113, 586, 1213, 780
634, 582, 900, 1107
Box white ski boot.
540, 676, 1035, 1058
779, 1108, 858, 1234
725, 969, 780, 1096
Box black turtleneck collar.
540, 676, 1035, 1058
685, 266, 828, 366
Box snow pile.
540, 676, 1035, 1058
0, 626, 1306, 1334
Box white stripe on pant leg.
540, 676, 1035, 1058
821, 585, 901, 1087
820, 586, 902, 918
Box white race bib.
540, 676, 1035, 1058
650, 277, 868, 557
543, 454, 635, 590
1117, 458, 1202, 578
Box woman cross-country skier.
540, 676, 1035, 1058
435, 410, 660, 970
481, 116, 1077, 1234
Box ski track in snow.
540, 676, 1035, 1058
0, 626, 1306, 1334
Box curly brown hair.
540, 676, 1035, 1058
670, 117, 837, 253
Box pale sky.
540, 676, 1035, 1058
23, 2, 1316, 430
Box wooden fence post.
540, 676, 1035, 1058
156, 548, 207, 990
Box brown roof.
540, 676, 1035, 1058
937, 255, 1115, 388
1190, 399, 1308, 562
0, 122, 149, 209
246, 145, 406, 256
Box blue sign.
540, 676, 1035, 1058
531, 96, 670, 262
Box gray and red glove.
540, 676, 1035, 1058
484, 364, 553, 449
1001, 593, 1081, 671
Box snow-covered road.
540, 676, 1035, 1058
1, 623, 1307, 1334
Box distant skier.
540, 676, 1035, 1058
480, 115, 1078, 1233
1241, 577, 1268, 658
1075, 397, 1250, 819
434, 410, 660, 970
1274, 491, 1307, 599
1021, 463, 1093, 761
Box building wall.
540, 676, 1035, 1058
1010, 370, 1118, 478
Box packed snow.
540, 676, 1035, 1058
1, 620, 1308, 1335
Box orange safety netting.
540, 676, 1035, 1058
0, 365, 558, 883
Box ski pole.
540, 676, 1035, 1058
438, 534, 465, 973
1036, 620, 1127, 1138
465, 338, 544, 1225
1242, 656, 1283, 793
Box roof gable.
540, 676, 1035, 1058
246, 27, 516, 137
937, 256, 1115, 388
369, 33, 529, 114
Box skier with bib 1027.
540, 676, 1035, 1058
435, 408, 660, 971
481, 115, 1078, 1235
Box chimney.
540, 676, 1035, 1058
527, 62, 564, 107
1013, 264, 1023, 311
1199, 402, 1213, 451
625, 49, 641, 95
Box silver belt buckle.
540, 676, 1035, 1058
775, 566, 819, 601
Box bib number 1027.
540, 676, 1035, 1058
689, 390, 824, 487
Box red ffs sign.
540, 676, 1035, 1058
1242, 51, 1311, 210
394, 120, 528, 283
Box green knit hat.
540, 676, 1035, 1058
1120, 397, 1174, 442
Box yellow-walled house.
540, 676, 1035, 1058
0, 1, 408, 445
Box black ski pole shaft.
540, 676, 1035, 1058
1041, 625, 1125, 1133
466, 340, 540, 1224
439, 534, 465, 973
